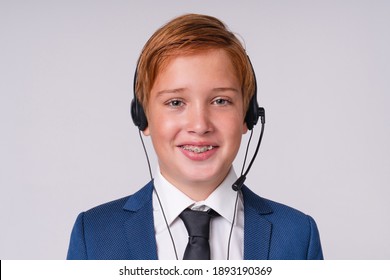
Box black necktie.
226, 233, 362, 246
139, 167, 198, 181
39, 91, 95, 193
179, 208, 217, 260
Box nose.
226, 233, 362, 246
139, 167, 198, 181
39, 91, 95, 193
185, 103, 213, 135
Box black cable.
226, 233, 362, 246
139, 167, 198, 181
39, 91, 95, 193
243, 121, 265, 178
138, 130, 178, 260
227, 191, 239, 260
154, 186, 179, 260
227, 126, 257, 259
241, 130, 254, 176
138, 130, 153, 180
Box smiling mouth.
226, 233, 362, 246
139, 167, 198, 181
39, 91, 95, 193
180, 145, 215, 154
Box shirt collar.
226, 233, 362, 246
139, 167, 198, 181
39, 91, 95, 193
153, 167, 240, 225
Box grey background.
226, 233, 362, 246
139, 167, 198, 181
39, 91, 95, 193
1, 0, 389, 259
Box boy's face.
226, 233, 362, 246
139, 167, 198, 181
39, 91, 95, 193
144, 49, 247, 198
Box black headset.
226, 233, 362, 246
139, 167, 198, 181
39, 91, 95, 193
131, 56, 264, 131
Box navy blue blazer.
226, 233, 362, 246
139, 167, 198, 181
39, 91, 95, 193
67, 181, 323, 259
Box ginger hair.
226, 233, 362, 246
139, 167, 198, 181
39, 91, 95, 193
135, 14, 256, 114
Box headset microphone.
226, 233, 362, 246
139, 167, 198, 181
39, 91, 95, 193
232, 107, 265, 191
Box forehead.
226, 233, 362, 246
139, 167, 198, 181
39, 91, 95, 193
151, 49, 239, 90
156, 49, 237, 78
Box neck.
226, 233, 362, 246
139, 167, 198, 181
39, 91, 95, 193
176, 183, 218, 201
161, 175, 226, 202
157, 166, 234, 201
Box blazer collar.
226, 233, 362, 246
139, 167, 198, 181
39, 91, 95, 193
123, 180, 154, 211
122, 181, 158, 260
242, 186, 273, 260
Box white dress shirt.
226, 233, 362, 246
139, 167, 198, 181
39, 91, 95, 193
153, 167, 244, 260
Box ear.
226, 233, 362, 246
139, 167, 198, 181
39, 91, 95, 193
142, 126, 150, 136
242, 122, 248, 134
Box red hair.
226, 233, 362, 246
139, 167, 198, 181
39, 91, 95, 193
135, 14, 256, 113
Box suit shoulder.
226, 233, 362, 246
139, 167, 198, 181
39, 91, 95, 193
82, 181, 154, 220
242, 185, 315, 223
242, 186, 323, 259
84, 195, 130, 217
263, 197, 309, 219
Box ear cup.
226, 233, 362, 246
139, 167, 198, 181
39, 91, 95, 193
245, 95, 260, 130
131, 97, 148, 131
244, 56, 260, 130
131, 65, 148, 131
245, 56, 265, 130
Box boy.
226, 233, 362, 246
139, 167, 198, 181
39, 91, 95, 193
67, 14, 323, 260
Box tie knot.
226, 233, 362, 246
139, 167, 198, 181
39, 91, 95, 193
179, 208, 217, 239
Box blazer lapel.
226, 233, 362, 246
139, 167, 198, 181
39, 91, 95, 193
242, 186, 273, 260
123, 182, 158, 260
119, 183, 273, 260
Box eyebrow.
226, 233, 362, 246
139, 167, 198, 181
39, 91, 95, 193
156, 87, 239, 96
156, 88, 187, 96
212, 87, 240, 93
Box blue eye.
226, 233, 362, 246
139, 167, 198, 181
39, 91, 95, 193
167, 99, 184, 107
213, 98, 231, 105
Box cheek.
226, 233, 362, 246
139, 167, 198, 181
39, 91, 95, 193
231, 130, 244, 148
222, 118, 245, 144
147, 112, 181, 138
222, 112, 247, 132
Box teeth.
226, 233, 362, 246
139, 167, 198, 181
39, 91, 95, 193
181, 145, 214, 153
